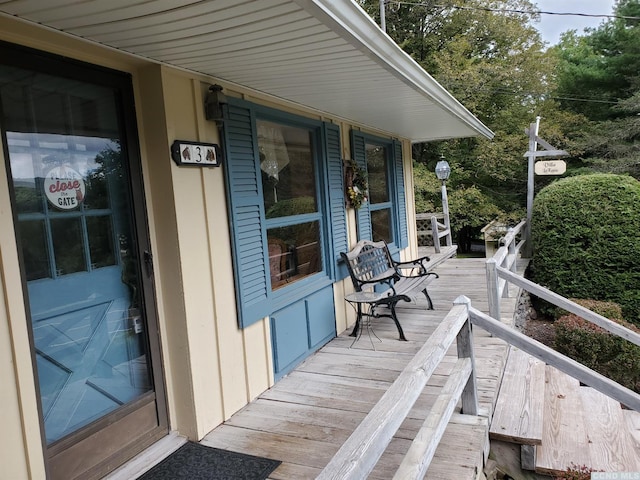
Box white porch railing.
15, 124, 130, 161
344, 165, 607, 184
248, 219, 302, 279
317, 297, 478, 480
319, 219, 640, 478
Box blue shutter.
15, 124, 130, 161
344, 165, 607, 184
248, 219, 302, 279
394, 139, 409, 248
223, 102, 271, 328
324, 122, 349, 279
351, 130, 372, 240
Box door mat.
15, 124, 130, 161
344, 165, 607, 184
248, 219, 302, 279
137, 442, 281, 480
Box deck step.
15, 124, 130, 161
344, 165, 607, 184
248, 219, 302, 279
536, 366, 590, 476
580, 387, 640, 472
489, 347, 545, 445
624, 409, 640, 447
535, 366, 640, 476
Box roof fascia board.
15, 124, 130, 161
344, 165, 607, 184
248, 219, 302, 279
294, 0, 494, 140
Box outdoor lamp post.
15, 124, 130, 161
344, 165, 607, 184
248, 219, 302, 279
435, 157, 451, 183
434, 156, 453, 248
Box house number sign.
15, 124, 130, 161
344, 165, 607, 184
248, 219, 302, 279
171, 140, 221, 167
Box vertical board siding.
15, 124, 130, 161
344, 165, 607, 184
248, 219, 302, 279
394, 140, 408, 248
224, 103, 270, 327
325, 122, 349, 279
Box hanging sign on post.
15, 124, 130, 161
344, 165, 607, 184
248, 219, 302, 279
535, 160, 567, 176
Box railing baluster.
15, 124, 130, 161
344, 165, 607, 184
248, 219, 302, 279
454, 295, 479, 415
486, 258, 501, 321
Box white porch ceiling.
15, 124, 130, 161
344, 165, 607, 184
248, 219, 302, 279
0, 0, 494, 142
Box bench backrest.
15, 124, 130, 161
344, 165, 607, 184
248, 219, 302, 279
340, 240, 397, 291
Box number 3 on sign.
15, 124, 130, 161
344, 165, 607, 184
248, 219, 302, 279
171, 140, 221, 167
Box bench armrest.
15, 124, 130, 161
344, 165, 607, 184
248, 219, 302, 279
393, 255, 432, 277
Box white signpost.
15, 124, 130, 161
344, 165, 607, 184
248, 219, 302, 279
524, 119, 569, 255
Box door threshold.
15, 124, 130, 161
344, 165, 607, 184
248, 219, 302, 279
103, 431, 188, 480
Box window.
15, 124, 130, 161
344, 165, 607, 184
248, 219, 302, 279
366, 143, 393, 244
351, 130, 408, 251
223, 101, 348, 328
258, 120, 322, 289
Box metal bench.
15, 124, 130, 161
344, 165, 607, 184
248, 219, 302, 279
341, 240, 438, 341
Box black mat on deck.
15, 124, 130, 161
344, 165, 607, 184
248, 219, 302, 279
137, 442, 281, 480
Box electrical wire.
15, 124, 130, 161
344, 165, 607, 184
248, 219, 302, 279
386, 1, 640, 21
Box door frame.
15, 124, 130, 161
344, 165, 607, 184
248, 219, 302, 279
0, 40, 168, 479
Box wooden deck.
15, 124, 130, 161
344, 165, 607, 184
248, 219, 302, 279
199, 255, 519, 479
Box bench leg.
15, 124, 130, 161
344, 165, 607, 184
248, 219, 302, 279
389, 302, 407, 341
422, 287, 434, 310
350, 303, 363, 337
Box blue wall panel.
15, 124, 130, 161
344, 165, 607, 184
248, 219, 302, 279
306, 287, 336, 348
271, 284, 336, 380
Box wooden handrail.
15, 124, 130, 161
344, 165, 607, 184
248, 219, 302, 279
469, 305, 640, 412
484, 218, 640, 413
497, 266, 640, 348
317, 301, 477, 479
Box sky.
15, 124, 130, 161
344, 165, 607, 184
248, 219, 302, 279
532, 0, 617, 45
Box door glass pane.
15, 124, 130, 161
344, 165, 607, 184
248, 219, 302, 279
50, 217, 86, 275
18, 220, 50, 280
1, 65, 152, 444
87, 216, 116, 268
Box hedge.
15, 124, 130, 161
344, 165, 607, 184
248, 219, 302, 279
554, 299, 640, 393
530, 174, 640, 324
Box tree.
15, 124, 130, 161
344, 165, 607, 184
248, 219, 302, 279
552, 0, 640, 180
358, 0, 569, 248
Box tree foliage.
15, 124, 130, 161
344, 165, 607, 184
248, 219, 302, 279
357, 0, 571, 250
552, 0, 640, 179
358, 0, 640, 254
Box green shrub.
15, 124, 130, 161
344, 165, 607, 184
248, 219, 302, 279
554, 299, 640, 393
531, 174, 640, 325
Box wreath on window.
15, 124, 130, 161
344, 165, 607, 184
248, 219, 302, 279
345, 159, 369, 209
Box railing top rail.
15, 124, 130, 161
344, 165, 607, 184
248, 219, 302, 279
317, 303, 469, 480
468, 305, 640, 412
416, 212, 444, 220
496, 265, 640, 348
488, 219, 526, 265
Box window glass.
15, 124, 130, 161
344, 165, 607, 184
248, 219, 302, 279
258, 120, 317, 218
366, 143, 389, 204
365, 141, 394, 244
257, 118, 323, 291
371, 209, 392, 243
267, 221, 321, 290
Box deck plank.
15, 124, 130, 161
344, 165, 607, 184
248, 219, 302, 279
490, 347, 545, 445
580, 387, 640, 472
536, 366, 591, 476
198, 258, 515, 478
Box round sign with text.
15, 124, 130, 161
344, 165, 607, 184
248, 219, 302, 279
44, 166, 86, 210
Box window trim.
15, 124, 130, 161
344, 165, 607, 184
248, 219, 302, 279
255, 110, 329, 296
351, 130, 408, 254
